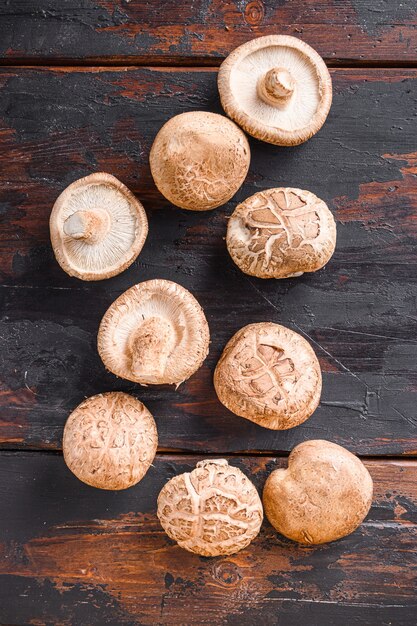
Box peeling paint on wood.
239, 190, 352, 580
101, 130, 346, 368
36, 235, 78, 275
0, 453, 416, 625
0, 0, 416, 64
1, 2, 417, 623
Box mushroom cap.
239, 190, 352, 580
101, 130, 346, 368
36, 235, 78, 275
157, 459, 263, 556
62, 392, 158, 490
50, 172, 148, 280
227, 187, 337, 279
149, 111, 250, 211
214, 322, 321, 430
263, 440, 373, 544
97, 279, 210, 386
218, 35, 332, 146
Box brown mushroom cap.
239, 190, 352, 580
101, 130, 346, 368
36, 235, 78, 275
214, 322, 321, 430
98, 279, 210, 386
50, 172, 148, 280
63, 392, 158, 490
227, 187, 337, 279
149, 111, 250, 211
263, 440, 373, 544
218, 35, 332, 146
157, 459, 263, 556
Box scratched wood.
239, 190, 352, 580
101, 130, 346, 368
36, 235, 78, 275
1, 67, 417, 454
0, 453, 416, 625
1, 2, 417, 624
0, 0, 417, 64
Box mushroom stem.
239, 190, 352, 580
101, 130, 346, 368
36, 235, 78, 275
129, 317, 176, 381
63, 209, 111, 245
257, 67, 295, 107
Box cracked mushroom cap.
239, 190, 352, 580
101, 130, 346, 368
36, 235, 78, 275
149, 111, 250, 211
157, 459, 263, 556
227, 187, 336, 279
63, 392, 158, 490
98, 279, 210, 386
50, 173, 148, 280
263, 440, 373, 544
218, 35, 332, 146
214, 322, 321, 430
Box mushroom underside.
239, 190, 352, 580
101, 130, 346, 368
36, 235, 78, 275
230, 46, 323, 131
58, 183, 140, 273
99, 282, 209, 385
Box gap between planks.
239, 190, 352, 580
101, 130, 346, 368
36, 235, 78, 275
0, 448, 416, 463
1, 59, 417, 69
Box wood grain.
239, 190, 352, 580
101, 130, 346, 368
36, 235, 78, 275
1, 67, 417, 454
0, 0, 416, 65
0, 453, 416, 625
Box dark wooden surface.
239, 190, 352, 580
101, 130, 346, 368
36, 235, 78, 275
1, 2, 417, 625
1, 67, 417, 455
0, 0, 416, 64
1, 453, 417, 625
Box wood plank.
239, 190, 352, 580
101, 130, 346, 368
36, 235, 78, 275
0, 64, 417, 454
1, 67, 417, 455
0, 452, 416, 625
0, 1, 416, 65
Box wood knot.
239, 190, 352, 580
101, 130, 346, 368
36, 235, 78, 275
212, 561, 243, 587
244, 0, 265, 27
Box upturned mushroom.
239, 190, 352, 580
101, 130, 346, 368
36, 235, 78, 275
98, 279, 210, 385
263, 440, 373, 544
214, 322, 321, 430
157, 459, 263, 556
50, 173, 148, 280
218, 35, 332, 146
227, 187, 336, 279
63, 392, 158, 490
149, 111, 250, 211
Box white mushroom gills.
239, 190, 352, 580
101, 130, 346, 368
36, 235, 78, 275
63, 208, 111, 245
128, 316, 176, 379
257, 67, 295, 107
217, 35, 333, 146
97, 279, 210, 386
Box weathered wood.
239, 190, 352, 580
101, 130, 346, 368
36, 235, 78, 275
0, 0, 416, 64
1, 67, 417, 454
0, 453, 416, 625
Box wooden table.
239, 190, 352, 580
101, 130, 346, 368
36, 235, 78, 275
1, 2, 416, 624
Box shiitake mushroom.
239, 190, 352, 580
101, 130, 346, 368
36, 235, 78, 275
150, 111, 250, 211
157, 459, 263, 556
226, 187, 336, 279
218, 35, 332, 146
63, 392, 158, 490
50, 173, 148, 280
98, 279, 210, 386
214, 322, 322, 430
263, 440, 373, 544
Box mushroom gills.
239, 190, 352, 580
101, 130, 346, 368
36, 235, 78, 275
218, 36, 332, 146
128, 316, 176, 380
50, 173, 149, 280
98, 279, 210, 386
